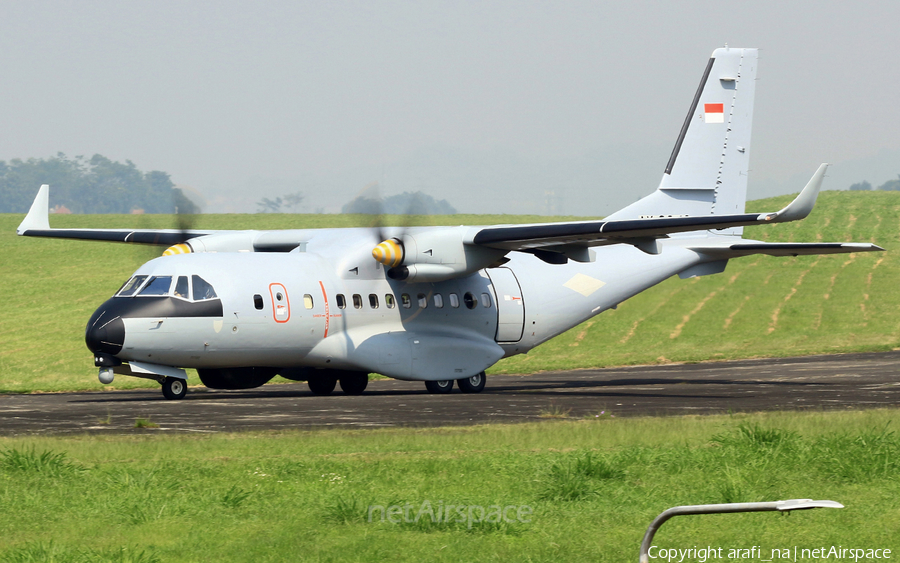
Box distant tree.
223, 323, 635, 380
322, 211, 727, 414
341, 196, 383, 214
876, 175, 900, 191
849, 181, 872, 191
257, 197, 283, 213
255, 192, 304, 213
173, 188, 200, 214
342, 190, 456, 215
282, 192, 304, 211
384, 192, 456, 215
0, 153, 196, 214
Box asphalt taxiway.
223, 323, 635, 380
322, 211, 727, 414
1, 351, 898, 435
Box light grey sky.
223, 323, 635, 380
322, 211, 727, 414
2, 1, 898, 215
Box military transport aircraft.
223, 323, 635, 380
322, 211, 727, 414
17, 47, 882, 400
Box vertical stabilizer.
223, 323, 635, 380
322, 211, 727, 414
606, 48, 758, 231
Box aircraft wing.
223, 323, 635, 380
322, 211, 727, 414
16, 185, 216, 244
470, 164, 832, 255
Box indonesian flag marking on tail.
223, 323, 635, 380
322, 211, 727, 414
704, 103, 725, 123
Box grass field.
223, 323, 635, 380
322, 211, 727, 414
0, 410, 897, 561
1, 190, 898, 393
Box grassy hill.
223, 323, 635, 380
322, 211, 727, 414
1, 191, 896, 393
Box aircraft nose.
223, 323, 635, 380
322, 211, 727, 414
85, 305, 125, 356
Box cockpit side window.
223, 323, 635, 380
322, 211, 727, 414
138, 276, 173, 296
174, 276, 190, 300
117, 275, 148, 297
192, 275, 218, 300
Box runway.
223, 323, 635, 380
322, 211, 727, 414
1, 351, 899, 435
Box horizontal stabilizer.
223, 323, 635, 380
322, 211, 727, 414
690, 241, 884, 258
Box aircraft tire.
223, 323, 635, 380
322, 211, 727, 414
162, 377, 187, 400
308, 375, 337, 396
457, 372, 486, 394
424, 380, 454, 394
339, 373, 368, 395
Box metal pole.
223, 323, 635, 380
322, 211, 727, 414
639, 499, 843, 563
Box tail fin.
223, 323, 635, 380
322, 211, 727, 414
607, 47, 758, 229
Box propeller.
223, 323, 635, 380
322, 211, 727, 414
161, 212, 195, 256
345, 181, 420, 276
367, 188, 424, 276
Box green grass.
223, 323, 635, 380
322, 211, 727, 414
0, 410, 897, 561
132, 417, 159, 429
1, 190, 898, 393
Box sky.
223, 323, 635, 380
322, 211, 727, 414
2, 1, 899, 215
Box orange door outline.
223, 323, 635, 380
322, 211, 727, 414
269, 283, 290, 323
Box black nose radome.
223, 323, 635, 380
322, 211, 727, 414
85, 307, 125, 356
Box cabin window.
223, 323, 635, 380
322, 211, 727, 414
449, 293, 460, 308
253, 294, 264, 310
353, 294, 363, 309
117, 275, 148, 297
463, 292, 477, 309
303, 294, 314, 309
481, 293, 492, 308
336, 294, 347, 309
417, 293, 428, 308
401, 294, 411, 309
433, 294, 444, 308
193, 275, 218, 300
139, 276, 173, 296
369, 294, 379, 309
174, 276, 190, 299
385, 294, 395, 309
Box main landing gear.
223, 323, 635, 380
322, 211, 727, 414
424, 372, 486, 394
162, 377, 187, 400
306, 370, 369, 396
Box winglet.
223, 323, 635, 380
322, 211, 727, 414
17, 185, 51, 235
764, 164, 828, 223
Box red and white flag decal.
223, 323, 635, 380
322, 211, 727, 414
704, 103, 724, 123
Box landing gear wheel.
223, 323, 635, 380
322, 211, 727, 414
340, 373, 369, 395
457, 372, 486, 394
425, 380, 454, 394
162, 377, 187, 400
308, 375, 337, 396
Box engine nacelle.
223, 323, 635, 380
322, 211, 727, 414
374, 227, 507, 283
163, 231, 310, 255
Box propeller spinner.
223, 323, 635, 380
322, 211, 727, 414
372, 238, 404, 267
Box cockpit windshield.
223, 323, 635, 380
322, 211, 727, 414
138, 276, 173, 296
116, 275, 148, 297
192, 275, 218, 300
173, 276, 190, 299
115, 274, 217, 300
